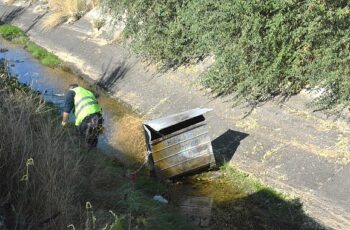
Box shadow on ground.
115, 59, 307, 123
97, 59, 129, 92
169, 171, 325, 229
212, 129, 249, 166
0, 6, 46, 33
209, 188, 324, 230
24, 12, 47, 33
0, 6, 26, 24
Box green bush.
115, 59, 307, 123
102, 0, 350, 109
0, 24, 25, 39
41, 54, 61, 67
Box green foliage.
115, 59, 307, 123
220, 163, 284, 198
40, 54, 60, 67
102, 0, 350, 108
25, 41, 61, 67
115, 181, 190, 229
0, 60, 39, 94
135, 174, 167, 195
0, 24, 61, 67
0, 24, 25, 39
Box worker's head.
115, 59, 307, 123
68, 84, 78, 90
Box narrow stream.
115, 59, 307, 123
0, 37, 141, 165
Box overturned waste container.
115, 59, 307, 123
143, 108, 216, 179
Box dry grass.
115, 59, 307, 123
113, 115, 147, 162
0, 61, 125, 229
236, 116, 260, 131
4, 0, 16, 5
41, 12, 70, 30
42, 0, 96, 30
0, 62, 91, 228
110, 31, 126, 44
92, 0, 100, 7
288, 141, 350, 164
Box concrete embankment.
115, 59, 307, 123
1, 2, 350, 228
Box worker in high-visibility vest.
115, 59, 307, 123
61, 84, 103, 148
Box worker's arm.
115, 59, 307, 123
61, 90, 75, 127
61, 112, 70, 126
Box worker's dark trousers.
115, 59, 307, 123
78, 113, 103, 148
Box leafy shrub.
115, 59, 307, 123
102, 0, 350, 109
0, 23, 25, 39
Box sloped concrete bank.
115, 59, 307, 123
1, 2, 350, 228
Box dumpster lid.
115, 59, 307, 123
144, 108, 212, 132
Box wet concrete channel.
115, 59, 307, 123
0, 38, 328, 229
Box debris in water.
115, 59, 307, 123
0, 48, 9, 53
153, 195, 168, 204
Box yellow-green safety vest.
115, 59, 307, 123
71, 87, 102, 126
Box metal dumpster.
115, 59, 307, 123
143, 108, 216, 179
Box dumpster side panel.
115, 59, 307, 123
160, 154, 215, 178
150, 122, 215, 178
152, 124, 209, 162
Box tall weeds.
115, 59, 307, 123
0, 61, 84, 228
